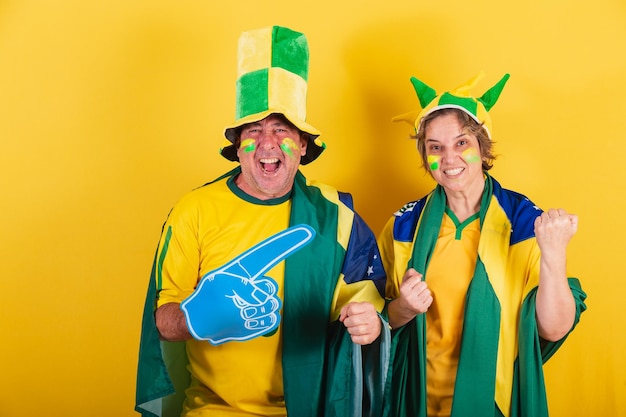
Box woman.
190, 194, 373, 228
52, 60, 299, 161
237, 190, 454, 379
379, 72, 587, 417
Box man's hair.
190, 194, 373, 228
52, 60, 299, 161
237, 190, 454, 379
414, 107, 496, 172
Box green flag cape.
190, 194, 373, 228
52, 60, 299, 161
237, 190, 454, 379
135, 168, 391, 417
388, 174, 587, 417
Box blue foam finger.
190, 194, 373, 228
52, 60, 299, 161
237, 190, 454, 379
183, 274, 281, 344
217, 224, 315, 279
180, 224, 315, 345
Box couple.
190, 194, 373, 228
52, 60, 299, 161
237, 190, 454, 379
135, 26, 586, 417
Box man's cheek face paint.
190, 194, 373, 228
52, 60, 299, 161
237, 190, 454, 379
280, 138, 299, 158
240, 138, 256, 153
462, 147, 481, 164
427, 155, 441, 171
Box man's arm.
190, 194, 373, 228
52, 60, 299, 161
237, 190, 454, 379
155, 302, 193, 342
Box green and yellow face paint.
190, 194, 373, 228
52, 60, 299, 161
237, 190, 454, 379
240, 138, 256, 153
462, 147, 481, 164
427, 155, 441, 171
280, 137, 299, 159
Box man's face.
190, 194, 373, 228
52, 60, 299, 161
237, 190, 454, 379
235, 114, 308, 200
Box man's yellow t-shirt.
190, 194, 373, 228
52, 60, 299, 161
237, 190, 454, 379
155, 175, 385, 416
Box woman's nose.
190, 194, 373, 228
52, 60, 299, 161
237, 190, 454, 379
441, 148, 457, 162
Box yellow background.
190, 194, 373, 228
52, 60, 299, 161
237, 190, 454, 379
1, 0, 624, 416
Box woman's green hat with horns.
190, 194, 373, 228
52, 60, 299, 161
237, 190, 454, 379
393, 71, 510, 139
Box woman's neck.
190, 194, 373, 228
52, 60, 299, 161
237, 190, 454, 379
444, 177, 485, 223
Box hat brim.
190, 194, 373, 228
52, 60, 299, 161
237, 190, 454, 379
416, 104, 492, 139
221, 110, 325, 165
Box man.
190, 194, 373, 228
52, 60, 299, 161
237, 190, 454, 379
135, 26, 389, 417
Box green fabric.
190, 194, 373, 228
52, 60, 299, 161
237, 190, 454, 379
410, 76, 437, 109
450, 259, 501, 416
283, 171, 392, 416
135, 168, 390, 417
363, 311, 392, 417
450, 178, 500, 416
156, 226, 172, 293
271, 26, 309, 80
510, 278, 587, 416
236, 69, 269, 119
386, 183, 447, 417
478, 74, 511, 112
136, 250, 194, 416
234, 26, 309, 121
325, 313, 392, 417
439, 93, 478, 117
388, 175, 587, 417
282, 170, 345, 416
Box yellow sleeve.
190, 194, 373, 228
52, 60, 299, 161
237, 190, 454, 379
378, 216, 415, 300
329, 279, 386, 321
154, 194, 202, 307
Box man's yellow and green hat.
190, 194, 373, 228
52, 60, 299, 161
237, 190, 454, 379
393, 71, 510, 139
221, 26, 325, 165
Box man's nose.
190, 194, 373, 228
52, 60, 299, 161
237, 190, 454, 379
258, 131, 280, 149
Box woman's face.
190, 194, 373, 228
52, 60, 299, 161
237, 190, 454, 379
423, 112, 485, 196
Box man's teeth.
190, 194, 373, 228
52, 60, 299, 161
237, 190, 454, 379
260, 158, 280, 173
445, 167, 463, 175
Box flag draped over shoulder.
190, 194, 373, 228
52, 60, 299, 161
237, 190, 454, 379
388, 174, 587, 417
135, 168, 391, 417
135, 261, 189, 417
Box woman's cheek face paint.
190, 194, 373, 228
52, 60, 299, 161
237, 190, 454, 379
427, 155, 441, 171
240, 138, 256, 153
280, 138, 299, 158
462, 147, 481, 164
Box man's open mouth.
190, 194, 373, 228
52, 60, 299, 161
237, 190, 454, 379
260, 158, 281, 173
